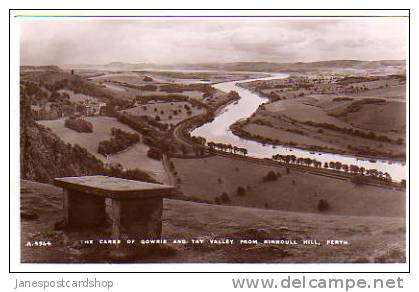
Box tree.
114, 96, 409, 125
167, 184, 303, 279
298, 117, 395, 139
236, 186, 246, 196
263, 170, 278, 182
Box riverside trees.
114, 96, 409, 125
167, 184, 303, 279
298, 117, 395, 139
272, 154, 392, 183
207, 141, 248, 155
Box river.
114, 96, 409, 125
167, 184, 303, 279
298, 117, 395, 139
191, 73, 406, 181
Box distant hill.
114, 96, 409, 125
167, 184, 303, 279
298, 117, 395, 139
67, 60, 406, 73
201, 60, 406, 72
20, 67, 124, 101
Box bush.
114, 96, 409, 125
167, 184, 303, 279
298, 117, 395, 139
317, 199, 330, 212
236, 186, 246, 196
263, 170, 278, 182
220, 192, 230, 203
64, 117, 93, 133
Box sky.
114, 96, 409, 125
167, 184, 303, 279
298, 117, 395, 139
20, 17, 408, 65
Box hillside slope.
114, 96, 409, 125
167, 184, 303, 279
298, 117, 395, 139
21, 180, 405, 263
21, 122, 105, 183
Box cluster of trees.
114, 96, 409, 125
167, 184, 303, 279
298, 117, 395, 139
98, 128, 140, 156
49, 75, 114, 100
230, 124, 298, 148
272, 154, 393, 182
303, 120, 400, 144
115, 113, 176, 160
333, 97, 354, 102
103, 164, 157, 184
326, 161, 392, 181
64, 117, 93, 133
227, 90, 240, 100
21, 81, 76, 120
139, 115, 169, 131
272, 154, 322, 168
205, 90, 241, 110
134, 94, 188, 104
336, 76, 379, 85
207, 141, 248, 155
147, 147, 163, 160
160, 83, 213, 93
116, 113, 159, 136
138, 84, 158, 91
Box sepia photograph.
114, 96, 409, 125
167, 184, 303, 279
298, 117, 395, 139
16, 12, 408, 266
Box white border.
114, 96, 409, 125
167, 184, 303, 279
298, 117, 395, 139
9, 9, 410, 273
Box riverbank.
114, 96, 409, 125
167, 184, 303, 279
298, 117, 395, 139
230, 121, 406, 163
188, 73, 405, 181
231, 73, 406, 163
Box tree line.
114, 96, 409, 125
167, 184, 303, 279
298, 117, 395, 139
207, 141, 248, 155
272, 154, 393, 182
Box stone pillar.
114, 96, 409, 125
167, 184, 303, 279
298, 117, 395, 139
111, 199, 121, 240
63, 189, 107, 228
63, 189, 70, 226
110, 197, 163, 240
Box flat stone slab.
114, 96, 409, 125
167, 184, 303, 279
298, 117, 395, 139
54, 175, 176, 199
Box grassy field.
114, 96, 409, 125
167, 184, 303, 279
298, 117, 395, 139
20, 179, 405, 263
265, 97, 351, 126
325, 98, 406, 133
38, 117, 169, 183
121, 101, 205, 125
171, 155, 405, 217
